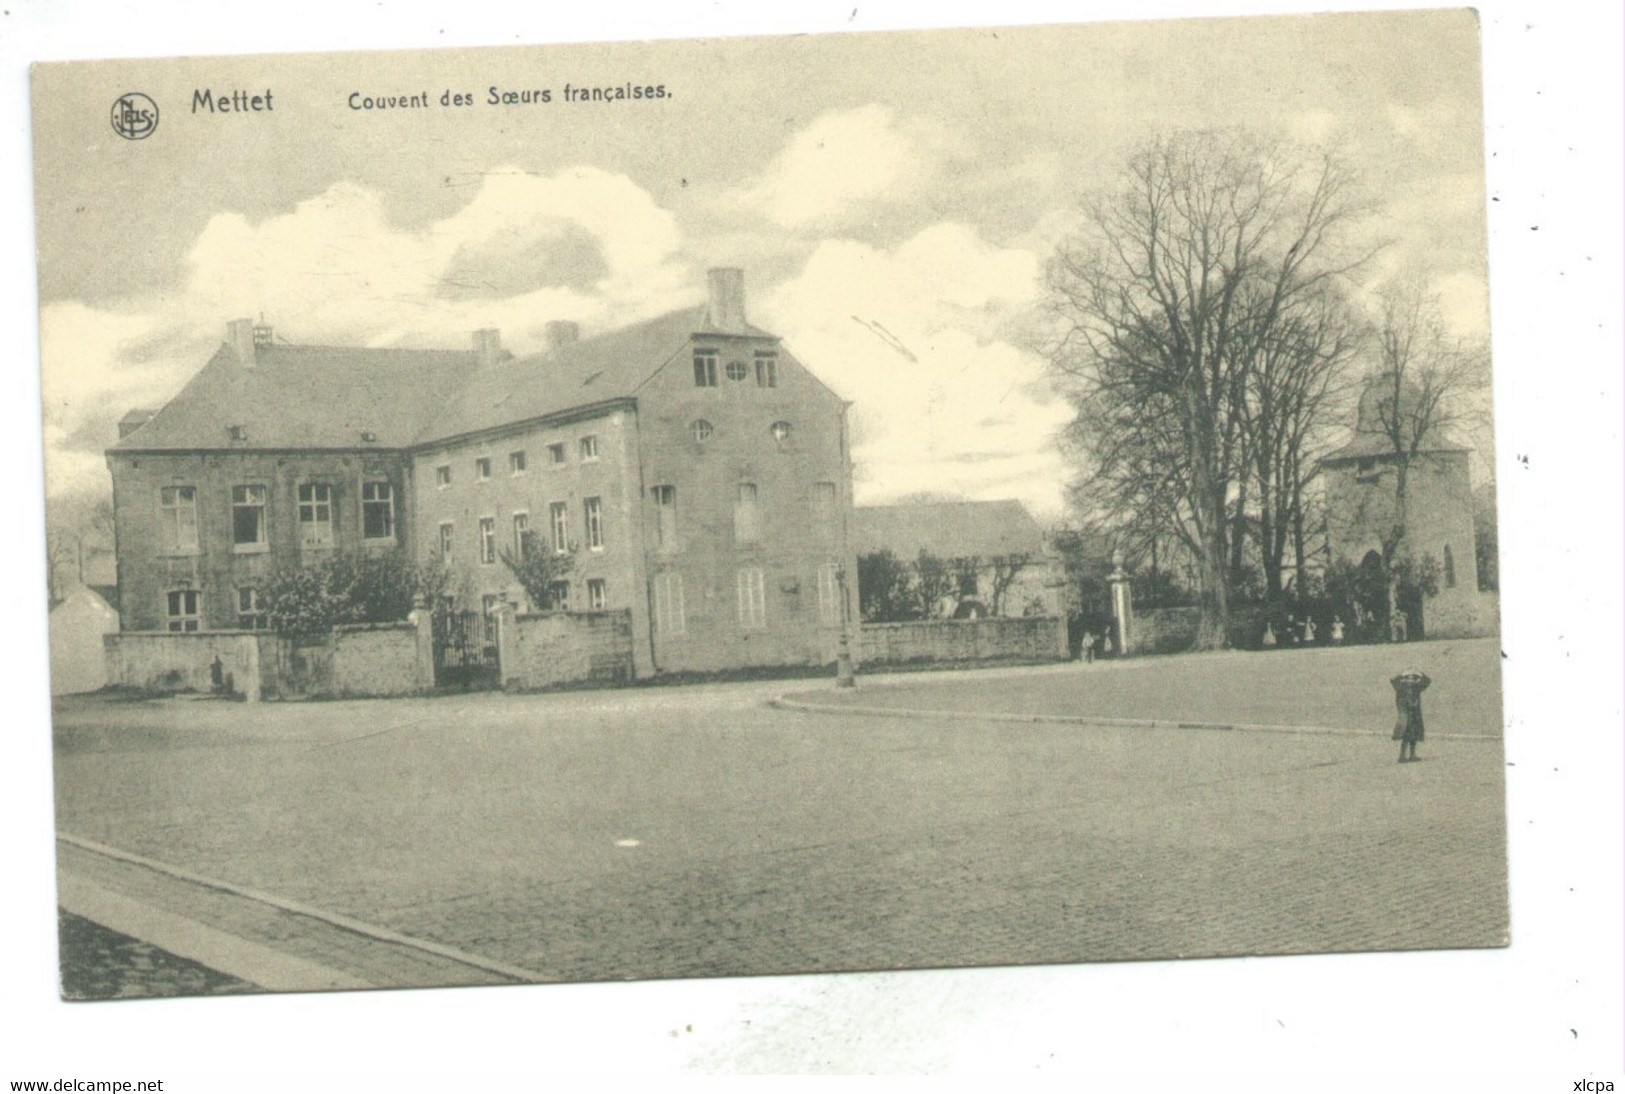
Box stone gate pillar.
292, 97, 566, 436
409, 597, 436, 693
1109, 550, 1134, 656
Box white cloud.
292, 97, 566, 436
40, 167, 695, 502
738, 105, 944, 230
759, 224, 1070, 518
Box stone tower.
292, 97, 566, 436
1320, 370, 1485, 638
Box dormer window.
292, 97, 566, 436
227, 424, 247, 442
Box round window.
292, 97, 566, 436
690, 419, 714, 443
770, 420, 792, 443
725, 360, 749, 381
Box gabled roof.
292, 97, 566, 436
111, 343, 478, 451
418, 306, 732, 445
110, 305, 790, 455
854, 500, 1047, 560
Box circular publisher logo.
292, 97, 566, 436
110, 93, 159, 140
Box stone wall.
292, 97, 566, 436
329, 623, 422, 697
105, 631, 265, 700
498, 609, 636, 691
859, 615, 1068, 666
107, 618, 431, 701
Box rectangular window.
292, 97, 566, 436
654, 572, 686, 637
547, 442, 567, 466
478, 517, 496, 564
436, 464, 451, 488
814, 481, 837, 536
159, 486, 199, 554
362, 481, 395, 541
653, 485, 677, 549
584, 496, 604, 550
817, 563, 841, 624
587, 578, 607, 611
231, 485, 267, 548
475, 457, 492, 482
508, 450, 527, 475
737, 566, 766, 630
548, 580, 571, 612
693, 349, 718, 387
297, 483, 333, 549
237, 587, 268, 631
755, 352, 778, 388
439, 521, 454, 563
512, 512, 529, 559
549, 502, 569, 553
579, 435, 599, 462
166, 589, 201, 632
734, 483, 760, 544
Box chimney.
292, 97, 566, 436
227, 318, 256, 367
471, 328, 503, 367
544, 320, 580, 352
706, 267, 746, 333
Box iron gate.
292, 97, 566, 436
432, 609, 499, 690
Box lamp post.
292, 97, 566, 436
835, 562, 855, 687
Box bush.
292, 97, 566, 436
261, 553, 446, 634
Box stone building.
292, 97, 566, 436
1320, 370, 1490, 638
106, 269, 857, 678
853, 499, 1063, 618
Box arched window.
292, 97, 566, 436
1443, 544, 1456, 588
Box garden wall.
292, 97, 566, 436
498, 609, 635, 691
859, 615, 1068, 666
106, 617, 432, 701
104, 631, 266, 700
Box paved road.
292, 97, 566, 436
52, 642, 1507, 994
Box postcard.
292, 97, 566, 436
33, 9, 1505, 1003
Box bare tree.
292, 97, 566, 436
1365, 281, 1491, 618
1047, 129, 1369, 648
1237, 284, 1365, 598
986, 554, 1034, 616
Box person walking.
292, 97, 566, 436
1391, 669, 1431, 763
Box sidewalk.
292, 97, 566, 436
57, 837, 538, 996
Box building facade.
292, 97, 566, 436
107, 270, 858, 677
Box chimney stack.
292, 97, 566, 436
544, 320, 580, 352
706, 267, 746, 333
227, 318, 256, 367
471, 328, 503, 367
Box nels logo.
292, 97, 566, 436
110, 92, 159, 140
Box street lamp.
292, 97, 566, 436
835, 562, 855, 687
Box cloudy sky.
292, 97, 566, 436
33, 9, 1489, 517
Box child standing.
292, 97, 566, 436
1391, 669, 1432, 763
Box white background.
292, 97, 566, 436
1, 0, 1620, 1084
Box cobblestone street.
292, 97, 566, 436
52, 640, 1507, 994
